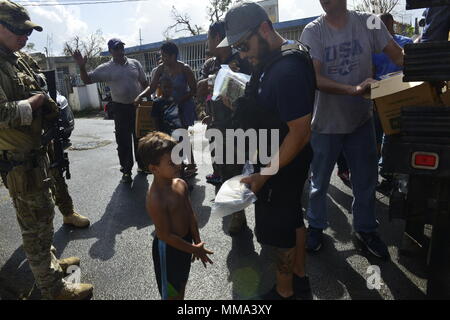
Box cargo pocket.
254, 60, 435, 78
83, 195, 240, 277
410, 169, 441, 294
6, 166, 29, 197
30, 164, 52, 192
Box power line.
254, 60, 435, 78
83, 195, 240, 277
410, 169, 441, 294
16, 0, 150, 6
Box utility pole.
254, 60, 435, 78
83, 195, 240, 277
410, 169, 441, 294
139, 28, 143, 47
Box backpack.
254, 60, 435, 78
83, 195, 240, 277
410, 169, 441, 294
232, 40, 316, 139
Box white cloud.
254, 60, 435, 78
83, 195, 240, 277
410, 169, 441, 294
24, 0, 90, 55
22, 0, 332, 55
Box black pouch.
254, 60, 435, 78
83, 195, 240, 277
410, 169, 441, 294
0, 160, 14, 173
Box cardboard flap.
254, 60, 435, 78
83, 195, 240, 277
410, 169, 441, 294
371, 73, 425, 100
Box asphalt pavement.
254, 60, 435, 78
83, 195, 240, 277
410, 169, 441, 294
0, 116, 428, 300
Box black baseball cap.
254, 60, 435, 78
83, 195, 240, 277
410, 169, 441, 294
218, 2, 269, 48
108, 38, 125, 49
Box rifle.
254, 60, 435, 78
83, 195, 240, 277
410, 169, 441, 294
39, 70, 71, 180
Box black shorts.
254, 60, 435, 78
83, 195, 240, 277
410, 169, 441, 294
255, 197, 305, 249
254, 145, 312, 249
152, 234, 192, 298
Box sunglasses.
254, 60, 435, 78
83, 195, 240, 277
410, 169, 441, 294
110, 44, 124, 51
0, 21, 33, 36
232, 28, 259, 53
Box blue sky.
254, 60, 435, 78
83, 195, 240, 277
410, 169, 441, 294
19, 0, 423, 56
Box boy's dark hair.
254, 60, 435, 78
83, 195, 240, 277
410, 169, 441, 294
161, 41, 179, 59
138, 132, 177, 167
209, 20, 226, 40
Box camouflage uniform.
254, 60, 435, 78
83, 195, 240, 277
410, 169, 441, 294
0, 11, 64, 299
47, 144, 75, 217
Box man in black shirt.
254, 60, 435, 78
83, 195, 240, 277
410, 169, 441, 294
197, 20, 252, 235
219, 2, 314, 300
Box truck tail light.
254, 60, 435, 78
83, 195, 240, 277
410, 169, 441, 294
411, 152, 439, 170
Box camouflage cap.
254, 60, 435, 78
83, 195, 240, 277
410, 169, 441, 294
0, 0, 43, 32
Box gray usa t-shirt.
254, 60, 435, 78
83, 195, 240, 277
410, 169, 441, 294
300, 11, 392, 134
89, 57, 147, 105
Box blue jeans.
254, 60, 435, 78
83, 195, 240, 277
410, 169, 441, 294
307, 118, 379, 233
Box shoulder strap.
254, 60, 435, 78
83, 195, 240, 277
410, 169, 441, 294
246, 40, 316, 97
264, 40, 316, 87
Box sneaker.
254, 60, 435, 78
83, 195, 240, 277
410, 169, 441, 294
355, 232, 390, 259
306, 227, 323, 252
120, 173, 132, 184
261, 286, 294, 300
293, 275, 313, 300
337, 170, 352, 188
206, 173, 222, 185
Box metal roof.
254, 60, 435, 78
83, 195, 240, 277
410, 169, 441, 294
101, 16, 319, 56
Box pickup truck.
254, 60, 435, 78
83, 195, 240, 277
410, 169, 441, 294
383, 0, 450, 299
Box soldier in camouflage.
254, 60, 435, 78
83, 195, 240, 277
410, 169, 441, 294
0, 0, 93, 299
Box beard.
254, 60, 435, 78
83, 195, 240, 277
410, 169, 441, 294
255, 34, 272, 68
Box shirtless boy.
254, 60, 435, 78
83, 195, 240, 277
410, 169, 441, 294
138, 132, 213, 300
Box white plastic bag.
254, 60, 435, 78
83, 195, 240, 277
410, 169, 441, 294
212, 65, 251, 105
212, 162, 257, 218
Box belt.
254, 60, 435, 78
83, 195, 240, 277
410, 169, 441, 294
0, 150, 43, 168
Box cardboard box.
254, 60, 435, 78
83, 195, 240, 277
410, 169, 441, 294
371, 73, 441, 135
135, 101, 156, 138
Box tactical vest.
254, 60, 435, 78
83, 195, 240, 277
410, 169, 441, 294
233, 40, 316, 140
0, 53, 44, 151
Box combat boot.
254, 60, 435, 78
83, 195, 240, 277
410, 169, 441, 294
228, 211, 247, 235
63, 212, 90, 228
54, 282, 93, 300
58, 256, 80, 274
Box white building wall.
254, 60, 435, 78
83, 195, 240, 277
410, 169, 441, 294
69, 84, 101, 111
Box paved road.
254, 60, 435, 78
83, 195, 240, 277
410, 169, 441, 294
0, 117, 428, 300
